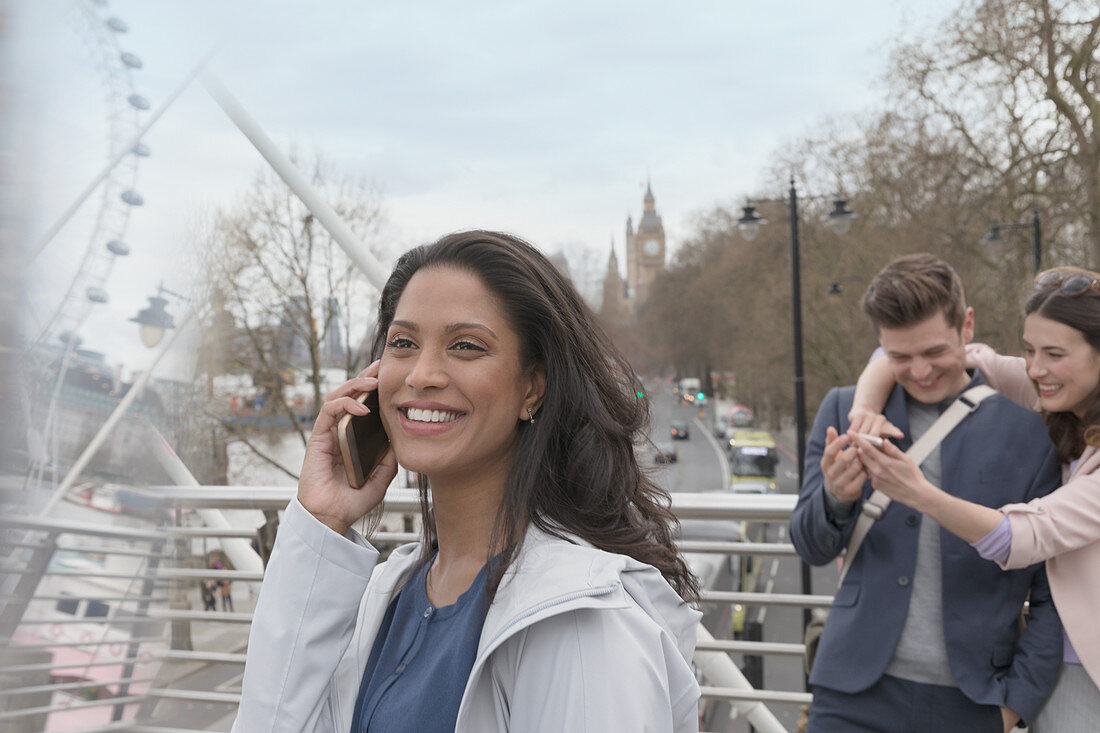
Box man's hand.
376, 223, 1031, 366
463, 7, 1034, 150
821, 426, 866, 504
850, 431, 934, 510
847, 406, 904, 442
1001, 707, 1020, 731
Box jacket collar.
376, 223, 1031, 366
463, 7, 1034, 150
365, 522, 697, 661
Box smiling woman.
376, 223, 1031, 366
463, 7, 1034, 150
232, 230, 702, 733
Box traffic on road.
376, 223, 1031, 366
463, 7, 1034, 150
642, 377, 836, 733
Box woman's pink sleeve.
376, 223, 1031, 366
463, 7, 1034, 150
966, 343, 1040, 412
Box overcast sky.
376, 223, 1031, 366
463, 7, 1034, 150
9, 0, 957, 374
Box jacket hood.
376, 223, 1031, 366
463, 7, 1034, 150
491, 524, 700, 665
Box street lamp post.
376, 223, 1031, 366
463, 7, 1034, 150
983, 203, 1042, 275
737, 177, 855, 636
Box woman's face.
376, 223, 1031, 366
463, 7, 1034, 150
377, 266, 543, 484
1023, 313, 1100, 418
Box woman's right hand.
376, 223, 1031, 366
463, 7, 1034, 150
847, 407, 904, 441
297, 360, 399, 536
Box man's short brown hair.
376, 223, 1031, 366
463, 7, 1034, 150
860, 253, 967, 332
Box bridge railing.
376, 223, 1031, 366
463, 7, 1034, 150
1, 488, 818, 732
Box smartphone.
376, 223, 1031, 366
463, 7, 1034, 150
856, 432, 885, 448
337, 390, 390, 487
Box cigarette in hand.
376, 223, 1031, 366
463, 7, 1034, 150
856, 433, 884, 447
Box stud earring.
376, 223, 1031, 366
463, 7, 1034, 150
527, 407, 535, 424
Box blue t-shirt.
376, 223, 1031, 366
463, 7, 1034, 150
350, 557, 491, 733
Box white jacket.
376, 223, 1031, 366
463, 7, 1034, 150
232, 498, 702, 732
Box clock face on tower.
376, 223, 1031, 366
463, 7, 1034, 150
643, 238, 660, 256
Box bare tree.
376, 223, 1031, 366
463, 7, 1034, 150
891, 0, 1100, 262
197, 156, 389, 479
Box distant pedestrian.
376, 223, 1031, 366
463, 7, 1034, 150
219, 579, 234, 612
200, 580, 217, 612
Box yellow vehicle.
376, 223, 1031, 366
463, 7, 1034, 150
727, 429, 778, 493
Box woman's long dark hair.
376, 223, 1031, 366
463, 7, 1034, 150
1025, 268, 1100, 463
371, 230, 699, 603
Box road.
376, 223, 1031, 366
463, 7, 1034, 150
647, 381, 837, 733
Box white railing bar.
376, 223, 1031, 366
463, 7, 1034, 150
146, 486, 408, 510
4, 594, 170, 603
70, 727, 197, 733
140, 487, 801, 519
0, 514, 167, 541
14, 609, 250, 625
374, 532, 420, 544
0, 675, 155, 697
153, 568, 263, 581
138, 609, 252, 623
6, 488, 800, 521
2, 657, 156, 673
677, 540, 798, 555
700, 686, 813, 705
700, 590, 834, 608
162, 650, 246, 664
695, 639, 806, 656
55, 546, 170, 560
672, 493, 797, 520
68, 727, 201, 733
164, 527, 258, 539
41, 568, 262, 581
0, 695, 145, 720
1, 637, 164, 650
39, 570, 170, 582
693, 625, 786, 731
13, 617, 167, 626
146, 687, 240, 704
29, 723, 138, 733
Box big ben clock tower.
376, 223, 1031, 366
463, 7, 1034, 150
625, 181, 666, 311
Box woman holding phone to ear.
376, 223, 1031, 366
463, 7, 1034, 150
847, 267, 1100, 731
232, 230, 701, 733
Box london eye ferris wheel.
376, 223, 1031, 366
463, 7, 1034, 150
23, 0, 155, 492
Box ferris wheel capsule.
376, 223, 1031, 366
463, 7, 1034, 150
132, 142, 150, 157
120, 52, 143, 69
86, 286, 109, 304
120, 190, 144, 206
106, 239, 130, 256
105, 17, 128, 33
127, 93, 150, 110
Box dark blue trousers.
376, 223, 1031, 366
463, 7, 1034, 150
808, 674, 1003, 733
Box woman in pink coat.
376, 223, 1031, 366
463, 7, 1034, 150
847, 267, 1100, 732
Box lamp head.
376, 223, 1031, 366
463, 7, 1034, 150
824, 199, 855, 236
737, 205, 766, 241
981, 223, 1002, 246
130, 294, 175, 348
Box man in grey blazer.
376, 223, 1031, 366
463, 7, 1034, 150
790, 254, 1063, 732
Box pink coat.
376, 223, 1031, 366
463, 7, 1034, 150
969, 343, 1100, 688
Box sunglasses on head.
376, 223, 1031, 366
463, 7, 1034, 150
1034, 270, 1100, 297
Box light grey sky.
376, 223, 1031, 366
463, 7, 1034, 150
11, 0, 956, 374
